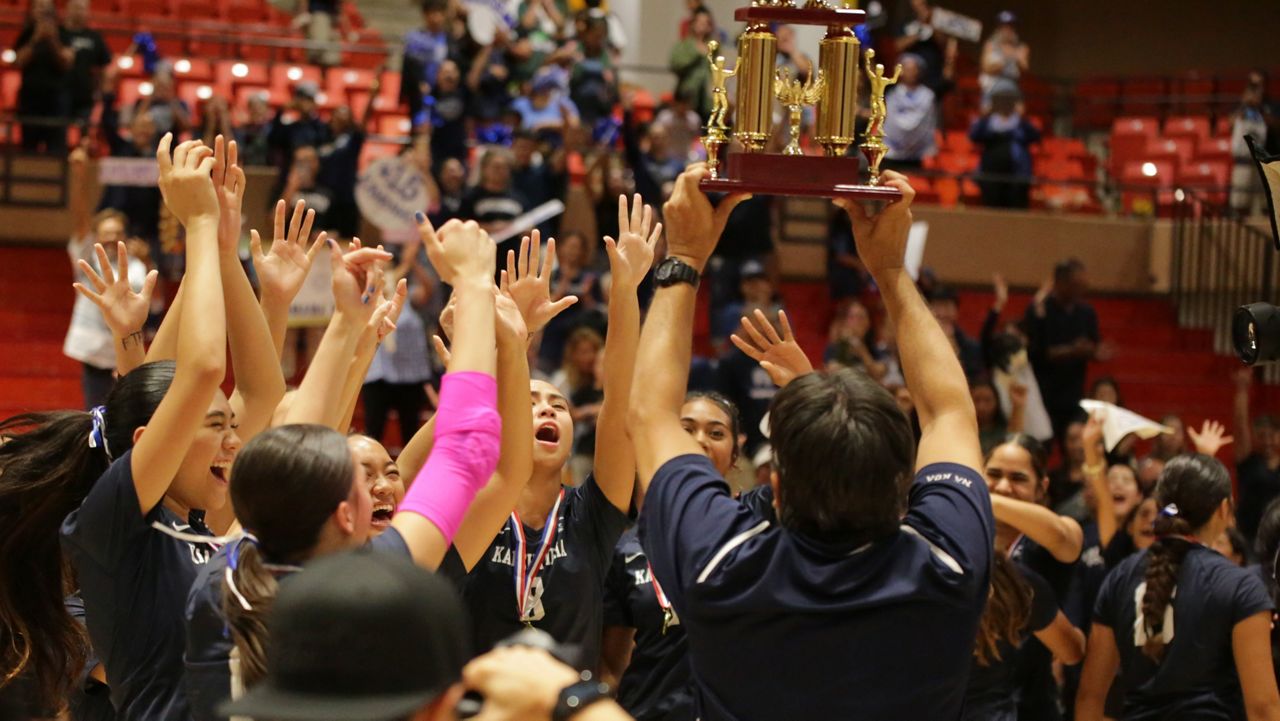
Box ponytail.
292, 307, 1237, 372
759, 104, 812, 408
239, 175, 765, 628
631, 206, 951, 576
1140, 454, 1232, 661
973, 553, 1032, 666
222, 540, 278, 689
0, 411, 108, 710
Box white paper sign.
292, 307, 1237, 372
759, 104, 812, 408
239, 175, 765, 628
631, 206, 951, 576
932, 7, 983, 43
489, 199, 567, 244
99, 157, 159, 187
355, 156, 431, 233
286, 247, 334, 327
905, 220, 928, 281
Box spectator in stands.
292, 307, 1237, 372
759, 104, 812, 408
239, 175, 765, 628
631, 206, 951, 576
882, 53, 936, 171
300, 0, 346, 67
268, 82, 331, 183
282, 145, 333, 229
401, 0, 455, 128
234, 94, 273, 167
431, 156, 467, 226
713, 260, 784, 357
317, 100, 373, 239
459, 147, 528, 249
133, 66, 190, 138
826, 210, 867, 305
1024, 258, 1105, 441
893, 0, 956, 104
973, 379, 1026, 453
62, 0, 109, 130
1048, 418, 1087, 517
969, 78, 1040, 209
1233, 368, 1280, 544
465, 31, 512, 134
825, 300, 888, 383
569, 10, 618, 128
540, 230, 604, 369
1231, 71, 1277, 215
669, 5, 715, 120
12, 0, 73, 154
651, 94, 702, 168
98, 75, 162, 244
1088, 376, 1139, 464
511, 68, 580, 147
199, 96, 234, 147
549, 326, 604, 480
511, 130, 568, 237
362, 253, 433, 446
428, 59, 469, 167
979, 11, 1029, 109
775, 24, 813, 82
1147, 413, 1187, 461
929, 286, 985, 381
708, 196, 776, 317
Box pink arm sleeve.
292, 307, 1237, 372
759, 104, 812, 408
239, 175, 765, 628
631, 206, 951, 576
395, 371, 502, 544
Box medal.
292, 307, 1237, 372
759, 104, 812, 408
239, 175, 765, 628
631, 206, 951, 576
648, 562, 678, 635
510, 489, 565, 627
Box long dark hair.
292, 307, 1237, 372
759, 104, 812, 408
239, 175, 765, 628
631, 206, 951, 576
1140, 454, 1231, 661
222, 424, 356, 688
973, 554, 1032, 665
0, 362, 174, 710
685, 391, 741, 463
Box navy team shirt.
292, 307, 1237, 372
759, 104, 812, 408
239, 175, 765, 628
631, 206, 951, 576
1094, 545, 1273, 721
183, 528, 411, 721
639, 455, 994, 721
61, 450, 220, 721
449, 476, 628, 670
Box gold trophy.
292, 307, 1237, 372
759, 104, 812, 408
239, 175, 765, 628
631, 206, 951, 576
699, 1, 902, 201
859, 49, 901, 186
775, 67, 824, 156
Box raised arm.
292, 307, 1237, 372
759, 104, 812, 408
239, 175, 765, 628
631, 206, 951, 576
283, 242, 392, 427
390, 217, 500, 568
593, 194, 661, 511
991, 493, 1083, 563
1081, 412, 1116, 547
1074, 623, 1120, 721
130, 135, 226, 515
836, 172, 983, 473
335, 281, 408, 433
731, 309, 814, 389
72, 242, 157, 377
250, 199, 326, 360
630, 165, 749, 487
212, 136, 285, 439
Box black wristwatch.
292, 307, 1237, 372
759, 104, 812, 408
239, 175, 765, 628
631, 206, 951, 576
653, 256, 701, 288
551, 678, 611, 721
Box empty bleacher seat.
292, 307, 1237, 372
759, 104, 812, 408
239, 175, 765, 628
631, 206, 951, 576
1163, 116, 1210, 144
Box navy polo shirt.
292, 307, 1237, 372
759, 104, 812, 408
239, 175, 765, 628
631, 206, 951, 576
638, 454, 994, 721
183, 529, 410, 721
61, 450, 220, 721
1094, 545, 1273, 721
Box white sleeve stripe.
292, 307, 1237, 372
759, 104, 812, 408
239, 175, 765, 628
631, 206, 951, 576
696, 520, 772, 584
900, 524, 964, 575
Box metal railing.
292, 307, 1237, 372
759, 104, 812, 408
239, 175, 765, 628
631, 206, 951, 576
1171, 188, 1276, 377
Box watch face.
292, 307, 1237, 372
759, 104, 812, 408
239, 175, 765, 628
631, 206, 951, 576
655, 260, 674, 282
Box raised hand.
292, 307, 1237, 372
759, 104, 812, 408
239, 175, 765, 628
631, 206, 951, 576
604, 193, 661, 290
156, 134, 218, 227
501, 230, 578, 333
1188, 419, 1234, 457
370, 278, 408, 342
1009, 380, 1028, 408
417, 214, 495, 286
663, 163, 751, 272
495, 286, 529, 346
328, 238, 393, 320
730, 309, 814, 388
251, 199, 325, 303
1082, 410, 1105, 452
993, 273, 1008, 313
211, 134, 246, 256
833, 170, 915, 278
73, 241, 158, 345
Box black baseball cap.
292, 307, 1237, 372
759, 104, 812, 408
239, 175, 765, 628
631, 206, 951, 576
219, 549, 470, 721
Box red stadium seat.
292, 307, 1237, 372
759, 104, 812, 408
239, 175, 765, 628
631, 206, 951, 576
1146, 137, 1194, 168
120, 0, 171, 18
325, 67, 377, 105
174, 0, 224, 20
234, 84, 276, 109
378, 115, 412, 138
1120, 159, 1174, 215
942, 129, 973, 155
1110, 116, 1159, 173
1119, 77, 1168, 117
215, 59, 269, 90
1, 68, 19, 110
1073, 78, 1120, 131
1163, 116, 1210, 144
1171, 73, 1215, 116
172, 57, 214, 82
1177, 160, 1230, 204
1196, 136, 1232, 164
270, 64, 324, 96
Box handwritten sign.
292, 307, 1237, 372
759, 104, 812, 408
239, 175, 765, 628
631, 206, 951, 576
355, 156, 430, 233
932, 7, 982, 43
286, 246, 335, 328
98, 157, 159, 187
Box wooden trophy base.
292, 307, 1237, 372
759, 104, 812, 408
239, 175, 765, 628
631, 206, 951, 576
701, 152, 903, 200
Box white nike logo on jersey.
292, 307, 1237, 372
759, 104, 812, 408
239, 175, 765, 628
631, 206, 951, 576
624, 551, 644, 564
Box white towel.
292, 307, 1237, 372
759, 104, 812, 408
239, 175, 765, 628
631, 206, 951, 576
1079, 399, 1173, 452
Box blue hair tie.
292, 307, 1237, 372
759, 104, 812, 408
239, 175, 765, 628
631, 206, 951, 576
227, 533, 260, 572
1158, 503, 1179, 519
88, 406, 112, 461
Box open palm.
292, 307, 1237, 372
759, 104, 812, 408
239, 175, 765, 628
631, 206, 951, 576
73, 242, 158, 339
604, 193, 661, 289
731, 309, 814, 388
502, 230, 578, 334
251, 199, 324, 302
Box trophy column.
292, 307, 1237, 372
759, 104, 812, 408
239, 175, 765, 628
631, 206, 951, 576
732, 22, 777, 152
814, 24, 859, 157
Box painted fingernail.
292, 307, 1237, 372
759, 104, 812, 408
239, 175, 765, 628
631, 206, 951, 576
362, 291, 371, 304
327, 238, 337, 249
415, 211, 426, 223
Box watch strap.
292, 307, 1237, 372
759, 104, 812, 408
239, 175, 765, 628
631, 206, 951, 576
551, 679, 612, 721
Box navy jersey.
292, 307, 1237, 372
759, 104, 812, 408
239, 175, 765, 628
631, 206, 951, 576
1009, 532, 1079, 721
962, 564, 1060, 721
453, 477, 628, 670
183, 529, 410, 721
66, 594, 116, 721
1094, 545, 1273, 721
61, 450, 220, 721
639, 455, 994, 721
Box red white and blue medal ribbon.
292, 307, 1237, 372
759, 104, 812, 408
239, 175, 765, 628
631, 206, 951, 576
510, 489, 565, 627
648, 562, 678, 634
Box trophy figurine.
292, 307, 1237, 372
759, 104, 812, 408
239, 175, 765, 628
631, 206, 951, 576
859, 48, 901, 186
699, 1, 902, 201
775, 67, 824, 156
704, 39, 737, 178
